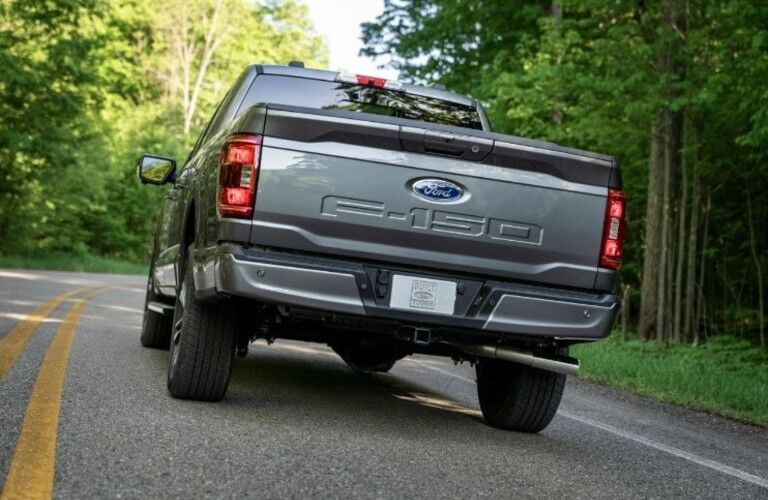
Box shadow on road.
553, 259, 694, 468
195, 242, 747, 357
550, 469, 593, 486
204, 342, 570, 446
140, 339, 586, 460
242, 347, 481, 414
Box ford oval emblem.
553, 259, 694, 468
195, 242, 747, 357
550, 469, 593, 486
412, 179, 464, 203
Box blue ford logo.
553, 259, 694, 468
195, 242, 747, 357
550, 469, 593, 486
412, 179, 464, 203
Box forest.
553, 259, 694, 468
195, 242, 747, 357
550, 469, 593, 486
1, 0, 766, 352
0, 0, 327, 266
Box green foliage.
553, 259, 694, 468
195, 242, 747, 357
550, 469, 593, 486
0, 0, 104, 248
573, 334, 768, 425
362, 0, 548, 96
0, 0, 329, 263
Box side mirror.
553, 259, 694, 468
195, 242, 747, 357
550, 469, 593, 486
138, 155, 176, 185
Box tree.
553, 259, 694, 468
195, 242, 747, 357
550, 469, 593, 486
0, 0, 104, 249
0, 0, 329, 261
149, 0, 327, 141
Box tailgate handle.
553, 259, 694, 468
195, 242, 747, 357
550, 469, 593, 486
423, 131, 492, 161
424, 131, 464, 156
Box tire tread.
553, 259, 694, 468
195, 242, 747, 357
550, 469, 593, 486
167, 264, 237, 401
476, 358, 566, 433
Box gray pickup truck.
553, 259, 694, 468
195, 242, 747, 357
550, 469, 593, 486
137, 63, 625, 432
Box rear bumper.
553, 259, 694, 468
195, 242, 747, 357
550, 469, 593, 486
195, 244, 618, 341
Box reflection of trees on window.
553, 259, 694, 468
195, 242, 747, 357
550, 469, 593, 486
244, 77, 482, 129
320, 84, 482, 129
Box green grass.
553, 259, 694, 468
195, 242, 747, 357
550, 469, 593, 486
0, 252, 147, 275
573, 334, 768, 426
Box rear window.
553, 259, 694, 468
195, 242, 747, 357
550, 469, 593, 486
239, 75, 483, 130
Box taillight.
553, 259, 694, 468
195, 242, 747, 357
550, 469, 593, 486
336, 72, 403, 90
599, 188, 626, 269
218, 134, 261, 219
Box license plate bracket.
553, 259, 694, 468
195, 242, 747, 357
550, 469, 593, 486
389, 274, 457, 315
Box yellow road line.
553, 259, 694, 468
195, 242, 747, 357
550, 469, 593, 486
1, 287, 105, 500
0, 287, 88, 380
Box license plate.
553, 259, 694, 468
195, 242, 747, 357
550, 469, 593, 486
389, 275, 457, 315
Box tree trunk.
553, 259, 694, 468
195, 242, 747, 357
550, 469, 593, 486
551, 2, 564, 126
747, 194, 765, 348
184, 0, 227, 137
683, 144, 700, 342
657, 107, 683, 344
167, 0, 229, 139
0, 195, 19, 248
639, 121, 663, 340
656, 115, 671, 342
638, 0, 686, 342
673, 116, 688, 342
694, 192, 711, 346
621, 284, 631, 341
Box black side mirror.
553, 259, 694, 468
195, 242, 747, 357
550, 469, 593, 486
138, 155, 176, 185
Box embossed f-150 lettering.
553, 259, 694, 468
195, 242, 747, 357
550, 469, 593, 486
321, 196, 542, 245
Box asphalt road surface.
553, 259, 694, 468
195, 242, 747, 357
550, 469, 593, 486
1, 269, 767, 499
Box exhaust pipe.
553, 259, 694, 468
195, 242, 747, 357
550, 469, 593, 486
451, 343, 579, 377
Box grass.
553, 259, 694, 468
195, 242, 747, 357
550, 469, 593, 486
0, 252, 147, 275
572, 334, 768, 426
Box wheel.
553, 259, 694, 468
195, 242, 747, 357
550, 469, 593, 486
330, 339, 399, 373
140, 272, 172, 349
167, 256, 238, 401
476, 357, 566, 433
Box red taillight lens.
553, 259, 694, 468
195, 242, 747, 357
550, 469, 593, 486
599, 188, 626, 269
219, 134, 261, 219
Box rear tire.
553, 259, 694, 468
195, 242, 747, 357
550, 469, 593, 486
140, 273, 172, 349
476, 357, 565, 433
167, 258, 238, 401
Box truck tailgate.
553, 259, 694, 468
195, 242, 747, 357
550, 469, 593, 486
247, 108, 609, 290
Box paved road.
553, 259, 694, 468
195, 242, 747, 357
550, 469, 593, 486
0, 269, 766, 499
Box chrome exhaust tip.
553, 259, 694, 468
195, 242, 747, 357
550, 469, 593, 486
450, 343, 579, 377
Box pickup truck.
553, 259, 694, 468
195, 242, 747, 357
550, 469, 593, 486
137, 63, 625, 433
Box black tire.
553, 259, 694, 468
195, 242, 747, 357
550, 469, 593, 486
476, 357, 566, 433
140, 273, 172, 349
167, 258, 238, 401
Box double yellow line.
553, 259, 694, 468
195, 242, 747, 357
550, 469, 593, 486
1, 286, 106, 500
0, 288, 87, 380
